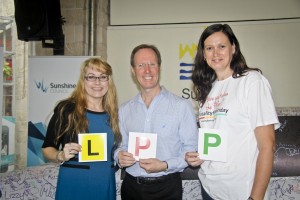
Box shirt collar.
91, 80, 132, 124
134, 85, 168, 104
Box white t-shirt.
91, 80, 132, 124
198, 71, 279, 200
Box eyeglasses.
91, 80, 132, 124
85, 74, 109, 82
136, 62, 158, 69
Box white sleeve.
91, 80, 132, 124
246, 74, 279, 129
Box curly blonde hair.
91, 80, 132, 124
54, 57, 121, 147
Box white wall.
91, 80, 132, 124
110, 0, 300, 25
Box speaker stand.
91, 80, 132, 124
42, 35, 65, 55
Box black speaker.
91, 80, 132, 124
14, 0, 64, 41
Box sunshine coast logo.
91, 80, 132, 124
179, 62, 193, 80
35, 79, 76, 94
179, 43, 197, 80
179, 43, 198, 100
35, 80, 48, 93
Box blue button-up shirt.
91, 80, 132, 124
114, 86, 198, 177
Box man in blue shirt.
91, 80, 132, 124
114, 44, 198, 200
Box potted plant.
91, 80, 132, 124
3, 61, 12, 78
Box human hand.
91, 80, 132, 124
63, 143, 82, 161
139, 158, 167, 173
185, 152, 204, 167
118, 151, 136, 168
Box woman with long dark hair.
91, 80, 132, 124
185, 24, 279, 200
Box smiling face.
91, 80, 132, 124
204, 31, 236, 80
131, 48, 160, 93
84, 66, 109, 101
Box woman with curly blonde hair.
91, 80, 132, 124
42, 57, 121, 200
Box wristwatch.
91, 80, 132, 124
164, 161, 168, 172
